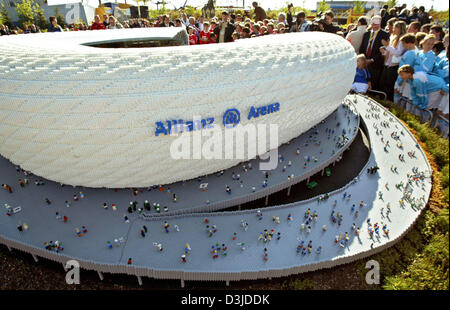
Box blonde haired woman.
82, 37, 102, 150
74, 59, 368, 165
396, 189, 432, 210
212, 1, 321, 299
414, 34, 437, 74
380, 20, 407, 100
107, 16, 123, 29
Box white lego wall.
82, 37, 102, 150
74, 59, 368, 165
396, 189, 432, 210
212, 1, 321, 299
0, 30, 356, 188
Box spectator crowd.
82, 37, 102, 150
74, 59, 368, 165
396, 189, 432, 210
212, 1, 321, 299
347, 4, 448, 122
1, 2, 448, 120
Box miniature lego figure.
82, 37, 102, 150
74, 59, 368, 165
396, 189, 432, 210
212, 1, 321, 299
232, 232, 237, 240
256, 210, 263, 220
144, 200, 151, 211
263, 248, 269, 261
154, 242, 163, 252
226, 185, 232, 195
211, 246, 219, 259
163, 221, 169, 233
222, 244, 228, 256
184, 243, 191, 255
240, 220, 249, 231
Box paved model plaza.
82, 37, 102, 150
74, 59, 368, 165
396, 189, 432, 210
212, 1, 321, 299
0, 95, 432, 278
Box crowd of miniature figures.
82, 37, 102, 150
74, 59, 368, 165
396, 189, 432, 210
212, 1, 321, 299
0, 98, 432, 273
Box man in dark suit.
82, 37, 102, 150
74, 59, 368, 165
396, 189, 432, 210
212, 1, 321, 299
359, 15, 390, 92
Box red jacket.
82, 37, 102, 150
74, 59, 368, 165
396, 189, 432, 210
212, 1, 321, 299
91, 22, 106, 30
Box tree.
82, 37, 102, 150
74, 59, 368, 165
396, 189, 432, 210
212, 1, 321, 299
385, 0, 397, 9
0, 3, 13, 28
15, 0, 35, 26
317, 0, 330, 13
279, 3, 313, 16
33, 2, 47, 30
0, 4, 13, 27
352, 1, 365, 14
54, 6, 66, 28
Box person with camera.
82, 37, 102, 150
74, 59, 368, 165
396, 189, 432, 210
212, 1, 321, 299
290, 11, 311, 33
213, 11, 235, 43
359, 16, 390, 91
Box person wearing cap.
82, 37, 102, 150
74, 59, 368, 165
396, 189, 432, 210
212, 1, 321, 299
359, 15, 390, 91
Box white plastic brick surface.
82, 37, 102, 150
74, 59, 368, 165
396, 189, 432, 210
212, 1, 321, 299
0, 29, 356, 188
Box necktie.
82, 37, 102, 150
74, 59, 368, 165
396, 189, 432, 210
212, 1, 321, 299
367, 31, 377, 57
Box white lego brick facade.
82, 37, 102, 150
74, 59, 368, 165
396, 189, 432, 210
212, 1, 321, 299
0, 29, 356, 188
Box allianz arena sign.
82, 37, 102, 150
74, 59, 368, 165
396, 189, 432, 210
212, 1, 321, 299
155, 102, 280, 135
0, 28, 356, 188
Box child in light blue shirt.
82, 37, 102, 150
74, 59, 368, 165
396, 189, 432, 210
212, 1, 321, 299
398, 65, 448, 110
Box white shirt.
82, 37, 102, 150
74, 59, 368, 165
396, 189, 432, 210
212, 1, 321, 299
384, 39, 406, 66
346, 25, 367, 52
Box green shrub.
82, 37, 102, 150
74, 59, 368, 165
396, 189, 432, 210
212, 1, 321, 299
281, 278, 317, 290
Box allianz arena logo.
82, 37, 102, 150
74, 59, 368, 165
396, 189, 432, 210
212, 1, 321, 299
161, 103, 281, 170
223, 108, 241, 128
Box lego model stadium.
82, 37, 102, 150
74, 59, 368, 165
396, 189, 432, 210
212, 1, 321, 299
0, 27, 433, 287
